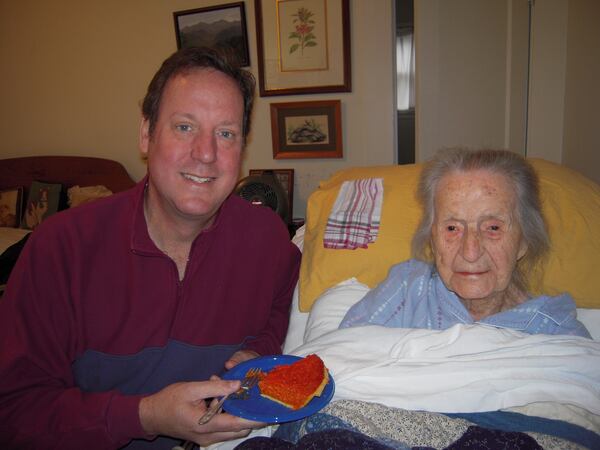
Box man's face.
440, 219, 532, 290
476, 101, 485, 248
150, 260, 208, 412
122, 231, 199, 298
431, 169, 528, 304
140, 68, 245, 226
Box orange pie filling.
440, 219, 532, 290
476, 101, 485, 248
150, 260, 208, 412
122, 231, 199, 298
258, 354, 329, 410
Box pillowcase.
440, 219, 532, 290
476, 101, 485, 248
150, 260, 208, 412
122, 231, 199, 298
21, 181, 62, 230
577, 309, 600, 341
299, 164, 423, 311
304, 278, 370, 343
0, 187, 24, 228
533, 159, 600, 308
67, 185, 113, 208
298, 159, 600, 311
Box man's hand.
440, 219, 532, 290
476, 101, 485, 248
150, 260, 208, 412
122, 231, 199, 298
225, 349, 259, 370
139, 380, 262, 446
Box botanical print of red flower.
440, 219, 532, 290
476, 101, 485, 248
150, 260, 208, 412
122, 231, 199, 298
289, 7, 317, 55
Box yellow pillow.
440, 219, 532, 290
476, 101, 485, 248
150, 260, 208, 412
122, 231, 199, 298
298, 159, 600, 311
533, 158, 600, 308
299, 164, 423, 311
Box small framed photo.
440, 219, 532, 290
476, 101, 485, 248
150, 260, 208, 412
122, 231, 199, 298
173, 2, 250, 67
270, 99, 342, 159
249, 168, 295, 210
21, 181, 62, 230
0, 187, 23, 228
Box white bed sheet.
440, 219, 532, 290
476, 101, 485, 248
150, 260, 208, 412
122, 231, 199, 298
282, 277, 600, 434
291, 324, 600, 414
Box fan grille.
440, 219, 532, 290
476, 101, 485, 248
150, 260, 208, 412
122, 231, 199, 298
237, 183, 279, 209
234, 173, 290, 223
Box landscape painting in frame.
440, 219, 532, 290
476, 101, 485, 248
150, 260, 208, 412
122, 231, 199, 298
173, 2, 250, 66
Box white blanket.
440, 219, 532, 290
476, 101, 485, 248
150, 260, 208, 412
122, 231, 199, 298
290, 324, 600, 417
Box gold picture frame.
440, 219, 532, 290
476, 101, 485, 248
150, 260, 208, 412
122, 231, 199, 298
254, 0, 351, 96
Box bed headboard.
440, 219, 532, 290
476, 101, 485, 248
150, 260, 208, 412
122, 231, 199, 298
0, 156, 137, 199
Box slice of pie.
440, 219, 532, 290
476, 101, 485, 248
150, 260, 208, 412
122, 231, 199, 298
258, 354, 329, 410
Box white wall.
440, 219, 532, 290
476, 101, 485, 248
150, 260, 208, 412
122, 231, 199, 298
526, 0, 569, 162
561, 0, 600, 182
1, 0, 597, 222
0, 0, 396, 219
415, 0, 599, 186
414, 0, 529, 162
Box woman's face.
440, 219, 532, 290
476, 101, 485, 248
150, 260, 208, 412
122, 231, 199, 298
431, 169, 527, 305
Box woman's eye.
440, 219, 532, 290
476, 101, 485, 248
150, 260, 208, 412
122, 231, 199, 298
483, 223, 503, 236
446, 225, 458, 232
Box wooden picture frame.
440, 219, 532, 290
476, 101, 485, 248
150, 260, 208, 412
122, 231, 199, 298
173, 2, 250, 67
0, 187, 23, 228
255, 0, 351, 96
270, 99, 342, 159
249, 168, 294, 212
21, 181, 62, 230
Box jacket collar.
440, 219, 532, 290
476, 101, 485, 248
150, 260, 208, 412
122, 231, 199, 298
129, 175, 233, 256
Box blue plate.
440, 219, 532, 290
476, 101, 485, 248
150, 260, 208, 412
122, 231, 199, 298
222, 355, 335, 423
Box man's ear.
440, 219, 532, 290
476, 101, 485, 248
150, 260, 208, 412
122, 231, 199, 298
139, 118, 150, 156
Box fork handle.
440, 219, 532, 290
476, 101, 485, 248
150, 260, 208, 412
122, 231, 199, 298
197, 394, 228, 425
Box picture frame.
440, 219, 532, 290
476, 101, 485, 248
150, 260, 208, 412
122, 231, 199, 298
0, 187, 23, 228
21, 181, 62, 231
270, 99, 342, 159
249, 168, 294, 211
254, 0, 351, 96
173, 2, 250, 67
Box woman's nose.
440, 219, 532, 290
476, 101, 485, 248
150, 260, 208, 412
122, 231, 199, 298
461, 229, 483, 262
191, 133, 217, 163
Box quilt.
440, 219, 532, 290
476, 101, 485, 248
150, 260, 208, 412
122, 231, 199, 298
237, 400, 598, 449
233, 324, 600, 449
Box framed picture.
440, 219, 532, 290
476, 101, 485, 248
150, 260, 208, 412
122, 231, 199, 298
255, 0, 351, 96
270, 99, 342, 159
0, 187, 23, 228
21, 181, 62, 230
249, 168, 294, 210
173, 2, 250, 67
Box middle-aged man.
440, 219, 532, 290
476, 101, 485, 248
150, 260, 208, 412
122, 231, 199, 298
0, 47, 301, 449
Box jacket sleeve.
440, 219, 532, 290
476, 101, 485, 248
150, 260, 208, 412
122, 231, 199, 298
0, 230, 148, 449
243, 231, 302, 356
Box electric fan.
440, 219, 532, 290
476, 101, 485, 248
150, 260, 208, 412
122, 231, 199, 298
234, 171, 290, 224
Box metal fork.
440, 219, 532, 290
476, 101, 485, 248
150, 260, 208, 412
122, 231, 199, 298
198, 367, 262, 425
172, 368, 262, 450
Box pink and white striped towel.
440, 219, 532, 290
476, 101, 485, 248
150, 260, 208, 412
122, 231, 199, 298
323, 178, 383, 249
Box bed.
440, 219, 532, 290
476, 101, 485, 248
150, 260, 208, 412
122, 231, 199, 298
0, 155, 136, 289
227, 159, 600, 450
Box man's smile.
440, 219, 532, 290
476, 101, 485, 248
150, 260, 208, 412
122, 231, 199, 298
182, 172, 215, 183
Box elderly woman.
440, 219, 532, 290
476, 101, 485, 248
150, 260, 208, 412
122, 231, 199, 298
340, 148, 590, 337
